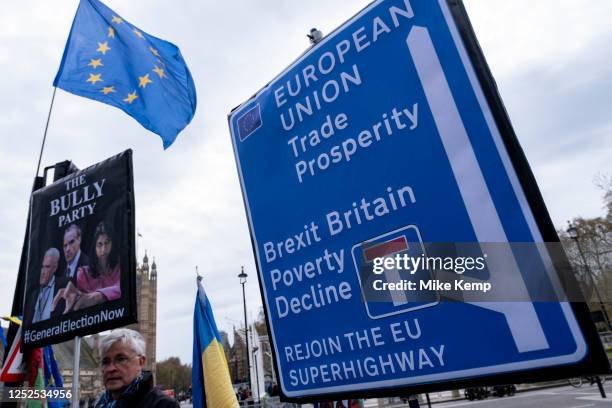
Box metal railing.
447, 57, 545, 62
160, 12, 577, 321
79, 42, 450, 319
239, 396, 301, 408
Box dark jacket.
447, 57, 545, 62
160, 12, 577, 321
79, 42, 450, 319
57, 251, 90, 283
95, 371, 179, 408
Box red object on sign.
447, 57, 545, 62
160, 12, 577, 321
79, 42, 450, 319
363, 236, 408, 262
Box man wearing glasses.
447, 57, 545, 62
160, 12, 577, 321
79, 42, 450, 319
96, 328, 179, 407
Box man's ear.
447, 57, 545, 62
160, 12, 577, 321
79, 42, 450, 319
139, 355, 146, 368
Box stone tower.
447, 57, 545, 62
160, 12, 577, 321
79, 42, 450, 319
129, 251, 158, 378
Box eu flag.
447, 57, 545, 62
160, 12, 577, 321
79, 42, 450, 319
192, 276, 239, 408
43, 346, 68, 408
54, 0, 197, 149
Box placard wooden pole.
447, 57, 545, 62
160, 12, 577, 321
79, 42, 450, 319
71, 336, 81, 408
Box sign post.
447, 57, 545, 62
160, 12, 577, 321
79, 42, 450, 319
229, 0, 608, 402
71, 336, 80, 408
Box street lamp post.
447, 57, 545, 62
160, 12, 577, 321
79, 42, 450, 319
238, 266, 251, 392
567, 221, 611, 329
252, 346, 260, 400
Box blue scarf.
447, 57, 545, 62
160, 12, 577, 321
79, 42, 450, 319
95, 372, 146, 408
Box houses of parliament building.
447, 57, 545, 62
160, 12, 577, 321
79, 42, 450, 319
129, 251, 158, 377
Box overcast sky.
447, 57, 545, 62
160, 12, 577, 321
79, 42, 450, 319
1, 0, 610, 365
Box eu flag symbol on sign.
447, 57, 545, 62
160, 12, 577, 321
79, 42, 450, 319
54, 0, 197, 149
237, 104, 262, 141
192, 276, 239, 408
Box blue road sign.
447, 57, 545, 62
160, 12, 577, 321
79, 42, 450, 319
229, 0, 590, 399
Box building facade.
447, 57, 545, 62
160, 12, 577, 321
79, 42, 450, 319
229, 327, 249, 384
128, 251, 158, 377
227, 322, 276, 390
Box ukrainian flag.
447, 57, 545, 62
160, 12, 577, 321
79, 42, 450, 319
192, 277, 239, 408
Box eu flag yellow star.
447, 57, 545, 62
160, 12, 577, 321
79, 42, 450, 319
152, 66, 166, 79
149, 47, 160, 57
101, 86, 116, 95
97, 41, 111, 54
138, 74, 153, 88
123, 91, 138, 104
111, 15, 123, 24
88, 58, 103, 69
86, 73, 103, 84
133, 29, 144, 39
108, 26, 115, 38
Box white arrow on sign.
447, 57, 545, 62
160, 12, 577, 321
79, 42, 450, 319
407, 25, 549, 354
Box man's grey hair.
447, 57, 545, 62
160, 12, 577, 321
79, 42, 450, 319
64, 223, 81, 238
44, 247, 60, 263
99, 328, 146, 358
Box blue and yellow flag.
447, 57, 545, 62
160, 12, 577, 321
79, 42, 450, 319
192, 277, 239, 408
54, 0, 197, 149
0, 325, 7, 348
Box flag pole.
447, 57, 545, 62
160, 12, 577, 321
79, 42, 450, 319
35, 86, 58, 179
136, 229, 140, 263
71, 335, 81, 408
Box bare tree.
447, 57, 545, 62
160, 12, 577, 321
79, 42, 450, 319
156, 356, 192, 395
559, 175, 612, 330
